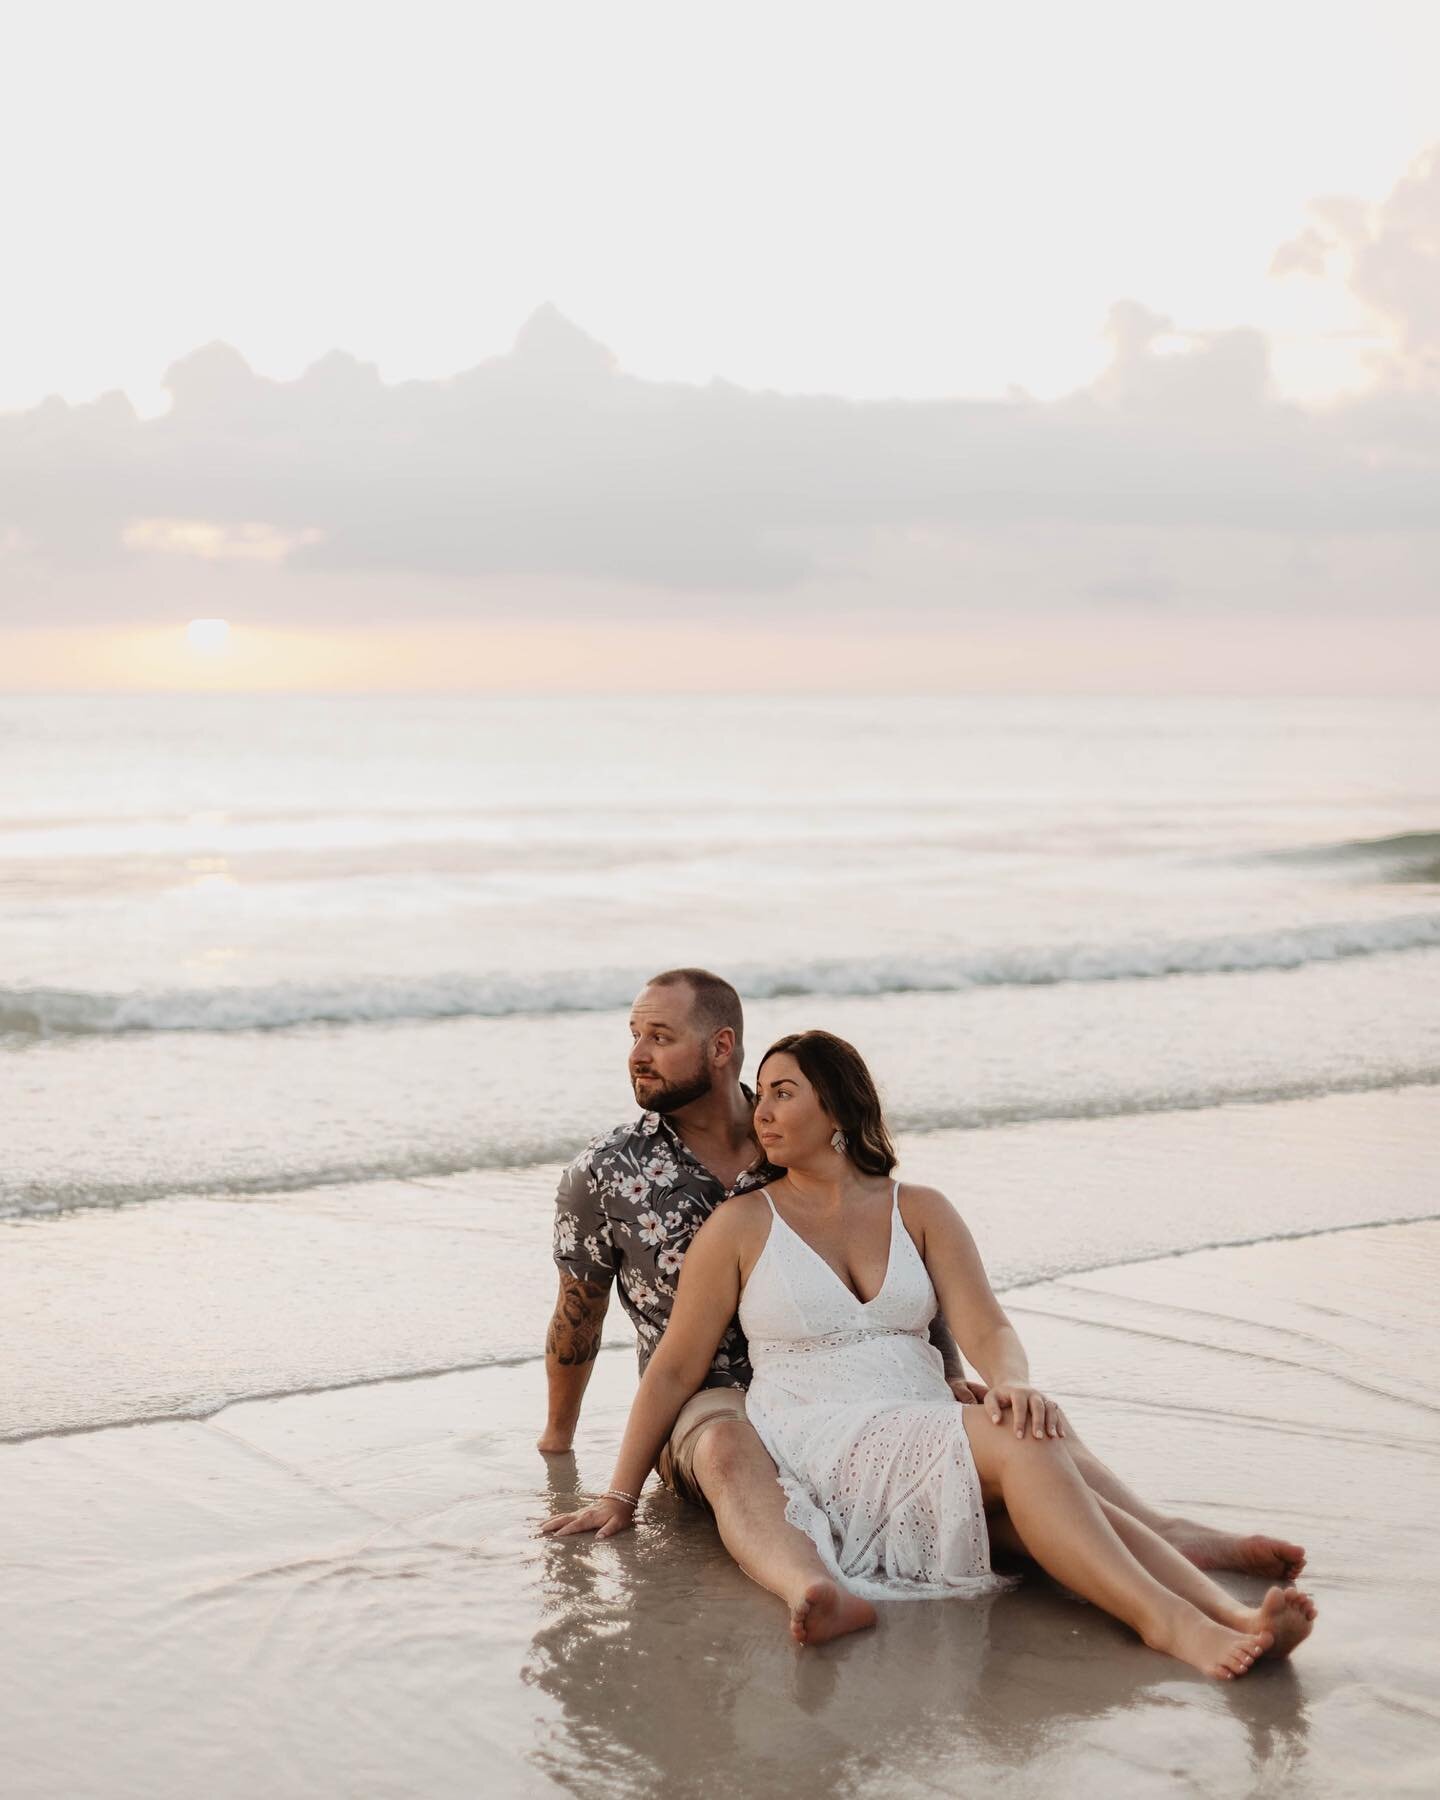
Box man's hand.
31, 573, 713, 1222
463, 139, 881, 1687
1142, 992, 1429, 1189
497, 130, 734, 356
947, 1376, 984, 1405
985, 1382, 1064, 1440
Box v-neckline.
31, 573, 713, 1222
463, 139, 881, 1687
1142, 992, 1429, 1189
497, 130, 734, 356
768, 1186, 899, 1309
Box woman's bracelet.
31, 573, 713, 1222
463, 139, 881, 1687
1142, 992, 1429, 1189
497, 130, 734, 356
603, 1488, 640, 1508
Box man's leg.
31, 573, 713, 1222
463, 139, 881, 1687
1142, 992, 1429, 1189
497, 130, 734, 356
686, 1417, 876, 1646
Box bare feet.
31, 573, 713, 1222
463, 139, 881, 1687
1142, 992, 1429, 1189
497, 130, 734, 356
1169, 1523, 1307, 1581
788, 1578, 877, 1647
1156, 1584, 1315, 1678
1252, 1584, 1318, 1661
1151, 1611, 1275, 1680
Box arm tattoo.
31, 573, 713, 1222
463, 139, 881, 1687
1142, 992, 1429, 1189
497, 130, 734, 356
927, 1311, 964, 1381
546, 1275, 609, 1366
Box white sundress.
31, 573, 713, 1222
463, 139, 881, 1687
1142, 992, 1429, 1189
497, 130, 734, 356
739, 1183, 1018, 1603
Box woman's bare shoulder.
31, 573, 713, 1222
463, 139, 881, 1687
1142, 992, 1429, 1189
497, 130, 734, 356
895, 1182, 952, 1211
703, 1190, 770, 1240
895, 1183, 966, 1232
719, 1189, 772, 1229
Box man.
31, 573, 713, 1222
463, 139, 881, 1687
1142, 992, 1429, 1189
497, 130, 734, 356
540, 968, 1304, 1643
540, 967, 889, 1642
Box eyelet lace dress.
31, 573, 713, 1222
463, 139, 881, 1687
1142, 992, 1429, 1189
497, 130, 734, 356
738, 1184, 1018, 1603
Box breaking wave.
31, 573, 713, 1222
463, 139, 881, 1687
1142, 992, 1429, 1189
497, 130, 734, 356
5, 1062, 1438, 1219
1249, 831, 1440, 882
4, 912, 1438, 1038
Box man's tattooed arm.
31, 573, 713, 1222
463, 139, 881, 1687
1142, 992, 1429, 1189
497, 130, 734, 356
539, 1274, 612, 1452
546, 1274, 610, 1365
927, 1310, 969, 1385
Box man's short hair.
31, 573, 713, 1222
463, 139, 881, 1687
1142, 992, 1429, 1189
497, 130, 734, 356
646, 968, 744, 1063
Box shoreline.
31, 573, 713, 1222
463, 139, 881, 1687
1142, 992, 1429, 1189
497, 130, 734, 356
7, 1217, 1439, 1799
8, 1061, 1440, 1222
6, 1202, 1438, 1451
5, 1082, 1437, 1443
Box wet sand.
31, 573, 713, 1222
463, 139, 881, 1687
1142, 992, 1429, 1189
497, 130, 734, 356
7, 1216, 1439, 1799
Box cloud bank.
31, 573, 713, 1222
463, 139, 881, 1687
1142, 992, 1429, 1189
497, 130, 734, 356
3, 146, 1439, 632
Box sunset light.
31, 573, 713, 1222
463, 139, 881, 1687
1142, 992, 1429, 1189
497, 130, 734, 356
185, 618, 232, 656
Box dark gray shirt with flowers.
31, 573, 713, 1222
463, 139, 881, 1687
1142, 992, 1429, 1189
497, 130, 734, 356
552, 1104, 769, 1388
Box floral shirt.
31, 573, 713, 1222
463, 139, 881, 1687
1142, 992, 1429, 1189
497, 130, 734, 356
552, 1100, 769, 1388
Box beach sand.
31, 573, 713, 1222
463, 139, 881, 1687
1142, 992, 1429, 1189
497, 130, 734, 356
7, 1200, 1439, 1797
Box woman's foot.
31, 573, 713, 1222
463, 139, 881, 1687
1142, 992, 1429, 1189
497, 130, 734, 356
1152, 1584, 1316, 1678
1150, 1610, 1275, 1680
788, 1578, 877, 1646
1168, 1522, 1306, 1580
1250, 1584, 1318, 1660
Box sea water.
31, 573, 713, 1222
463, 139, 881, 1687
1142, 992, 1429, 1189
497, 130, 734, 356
3, 694, 1437, 1430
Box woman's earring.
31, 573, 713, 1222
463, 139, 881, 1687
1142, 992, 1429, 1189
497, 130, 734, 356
831, 1129, 847, 1154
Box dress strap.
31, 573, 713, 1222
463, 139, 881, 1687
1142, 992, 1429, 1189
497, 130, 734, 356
892, 1179, 901, 1209
759, 1186, 778, 1216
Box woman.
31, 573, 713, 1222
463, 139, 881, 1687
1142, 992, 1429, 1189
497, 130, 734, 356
543, 1030, 1317, 1678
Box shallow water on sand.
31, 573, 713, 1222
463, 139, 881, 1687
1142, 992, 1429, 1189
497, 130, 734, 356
7, 1219, 1438, 1800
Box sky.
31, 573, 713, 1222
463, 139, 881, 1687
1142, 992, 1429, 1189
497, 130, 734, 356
2, 0, 1438, 693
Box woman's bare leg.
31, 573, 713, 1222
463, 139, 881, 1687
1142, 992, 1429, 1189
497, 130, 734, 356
963, 1409, 1298, 1679
966, 1386, 1306, 1579
1064, 1428, 1306, 1579
690, 1419, 876, 1646
990, 1495, 1318, 1651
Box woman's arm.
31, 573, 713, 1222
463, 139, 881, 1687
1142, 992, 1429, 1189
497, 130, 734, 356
908, 1188, 1064, 1442
540, 1203, 751, 1538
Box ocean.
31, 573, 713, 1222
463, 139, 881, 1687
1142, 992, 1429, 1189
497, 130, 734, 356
4, 692, 1438, 1438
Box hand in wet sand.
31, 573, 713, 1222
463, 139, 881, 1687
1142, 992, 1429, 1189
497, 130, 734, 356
541, 1497, 636, 1540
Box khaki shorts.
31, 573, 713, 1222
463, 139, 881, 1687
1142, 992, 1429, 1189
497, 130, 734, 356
655, 1387, 749, 1512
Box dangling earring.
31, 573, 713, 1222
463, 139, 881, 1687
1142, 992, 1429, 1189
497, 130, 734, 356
831, 1129, 847, 1155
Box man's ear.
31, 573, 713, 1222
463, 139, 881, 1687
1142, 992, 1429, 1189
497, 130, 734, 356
710, 1026, 736, 1067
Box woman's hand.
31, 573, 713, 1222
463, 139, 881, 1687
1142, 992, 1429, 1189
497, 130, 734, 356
540, 1496, 636, 1540
986, 1383, 1065, 1440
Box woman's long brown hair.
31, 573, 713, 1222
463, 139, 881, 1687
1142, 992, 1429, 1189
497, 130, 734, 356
756, 1030, 898, 1178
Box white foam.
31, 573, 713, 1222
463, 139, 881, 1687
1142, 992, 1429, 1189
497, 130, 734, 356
4, 911, 1438, 1037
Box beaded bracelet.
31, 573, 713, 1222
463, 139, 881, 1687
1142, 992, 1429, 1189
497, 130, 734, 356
604, 1488, 640, 1507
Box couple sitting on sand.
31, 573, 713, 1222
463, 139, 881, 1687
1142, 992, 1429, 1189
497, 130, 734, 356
540, 968, 1317, 1678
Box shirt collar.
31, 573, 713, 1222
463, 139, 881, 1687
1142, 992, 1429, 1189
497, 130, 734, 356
636, 1086, 761, 1178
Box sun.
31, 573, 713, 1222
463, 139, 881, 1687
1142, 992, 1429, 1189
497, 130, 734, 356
185, 618, 231, 655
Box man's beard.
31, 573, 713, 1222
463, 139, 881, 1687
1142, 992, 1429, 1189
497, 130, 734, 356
633, 1059, 713, 1114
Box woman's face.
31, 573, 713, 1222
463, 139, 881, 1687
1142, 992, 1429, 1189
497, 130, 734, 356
753, 1051, 837, 1167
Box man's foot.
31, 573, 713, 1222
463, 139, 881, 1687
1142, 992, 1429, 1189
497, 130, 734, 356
1168, 1521, 1307, 1580
1150, 1612, 1274, 1680
1250, 1584, 1317, 1661
788, 1578, 877, 1647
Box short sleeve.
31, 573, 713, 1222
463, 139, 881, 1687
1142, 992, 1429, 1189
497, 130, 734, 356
552, 1152, 618, 1286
